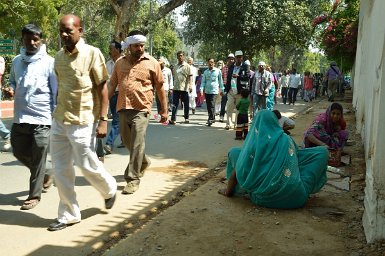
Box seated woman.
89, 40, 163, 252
219, 110, 328, 209
304, 102, 348, 150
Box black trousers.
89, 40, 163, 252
288, 87, 299, 104
11, 123, 50, 200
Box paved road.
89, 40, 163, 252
0, 101, 310, 256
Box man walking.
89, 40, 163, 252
224, 50, 250, 130
156, 58, 173, 114
288, 68, 301, 105
325, 61, 342, 101
109, 30, 168, 194
200, 58, 224, 126
219, 53, 235, 122
103, 40, 122, 155
170, 51, 192, 124
48, 14, 117, 231
251, 61, 272, 114
8, 24, 57, 210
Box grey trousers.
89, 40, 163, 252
119, 109, 151, 183
11, 123, 50, 200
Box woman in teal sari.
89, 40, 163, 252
219, 110, 328, 209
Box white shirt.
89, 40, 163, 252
161, 66, 173, 91
278, 116, 295, 128
288, 73, 301, 88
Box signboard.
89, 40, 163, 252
0, 39, 14, 55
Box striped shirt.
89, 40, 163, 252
110, 53, 164, 113
53, 38, 108, 125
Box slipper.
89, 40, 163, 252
20, 198, 40, 210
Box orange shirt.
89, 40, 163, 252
110, 53, 164, 113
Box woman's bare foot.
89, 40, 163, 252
218, 188, 229, 197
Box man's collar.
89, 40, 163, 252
64, 38, 85, 55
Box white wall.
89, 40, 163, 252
353, 0, 385, 243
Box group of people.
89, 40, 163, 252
1, 15, 170, 232
219, 102, 349, 209
0, 13, 350, 232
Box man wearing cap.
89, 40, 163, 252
109, 30, 168, 195
250, 61, 272, 114
224, 50, 250, 130
219, 53, 235, 123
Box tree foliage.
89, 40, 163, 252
183, 0, 329, 60
312, 0, 359, 71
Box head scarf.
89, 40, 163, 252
121, 34, 147, 50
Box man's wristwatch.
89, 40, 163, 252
99, 116, 108, 121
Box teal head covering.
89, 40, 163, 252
227, 110, 328, 209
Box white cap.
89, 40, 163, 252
258, 61, 266, 66
234, 50, 243, 56
244, 60, 251, 66
227, 53, 235, 58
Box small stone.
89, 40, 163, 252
248, 245, 253, 249
156, 245, 163, 250
191, 210, 195, 213
175, 242, 179, 245
275, 222, 280, 225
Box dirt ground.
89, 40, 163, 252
96, 92, 385, 256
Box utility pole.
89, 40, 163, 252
149, 0, 153, 56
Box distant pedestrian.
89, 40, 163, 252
224, 50, 250, 130
109, 30, 167, 195
48, 14, 117, 231
219, 53, 235, 123
188, 57, 198, 114
8, 24, 57, 210
288, 68, 301, 105
103, 40, 123, 156
325, 61, 342, 102
235, 89, 250, 140
303, 71, 314, 102
157, 58, 173, 114
170, 51, 192, 124
280, 70, 289, 104
251, 61, 272, 115
195, 69, 204, 107
200, 58, 224, 126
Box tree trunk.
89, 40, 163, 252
110, 0, 187, 41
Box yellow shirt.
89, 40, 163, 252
53, 38, 108, 125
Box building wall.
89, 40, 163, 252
353, 0, 385, 243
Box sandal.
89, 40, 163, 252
20, 198, 40, 210
43, 175, 53, 190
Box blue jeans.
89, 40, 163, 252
106, 93, 120, 147
171, 90, 189, 121
0, 119, 10, 139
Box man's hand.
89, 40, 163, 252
159, 109, 168, 123
96, 121, 108, 138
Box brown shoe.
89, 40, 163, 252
20, 198, 40, 210
122, 182, 139, 194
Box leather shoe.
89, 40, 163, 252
105, 193, 116, 209
48, 220, 68, 231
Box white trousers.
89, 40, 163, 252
189, 94, 196, 109
50, 119, 117, 224
225, 91, 239, 127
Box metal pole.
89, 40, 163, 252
149, 0, 153, 56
